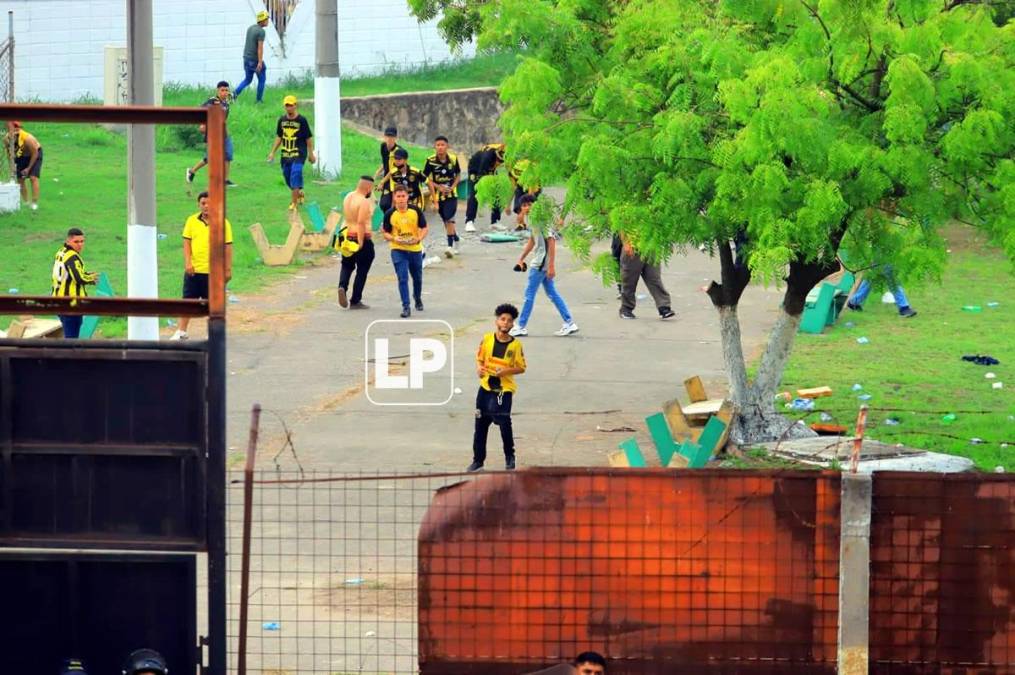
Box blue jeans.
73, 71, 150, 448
234, 58, 266, 101
390, 249, 423, 308
519, 267, 573, 327
59, 315, 83, 339
203, 136, 234, 162
851, 266, 910, 310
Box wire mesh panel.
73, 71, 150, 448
228, 469, 843, 674
869, 473, 1015, 674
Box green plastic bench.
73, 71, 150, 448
304, 202, 327, 233
617, 437, 648, 467
645, 412, 680, 467
677, 416, 728, 468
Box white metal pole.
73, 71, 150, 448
314, 0, 341, 179
126, 0, 159, 339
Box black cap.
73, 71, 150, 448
384, 126, 397, 136
393, 148, 409, 160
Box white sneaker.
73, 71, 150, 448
30, 203, 38, 211
508, 325, 528, 337
169, 329, 188, 341
554, 322, 579, 336
464, 221, 476, 233
444, 246, 456, 258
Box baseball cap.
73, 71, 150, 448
283, 95, 297, 106
393, 148, 409, 160
384, 126, 398, 136
256, 10, 269, 22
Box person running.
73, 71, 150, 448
171, 191, 234, 340
464, 142, 506, 232
510, 195, 578, 337
468, 303, 527, 472
5, 121, 43, 210
375, 126, 404, 180
382, 185, 428, 318
847, 264, 917, 318
337, 175, 376, 310
233, 10, 269, 103
51, 228, 98, 339
618, 233, 675, 320
377, 147, 425, 213
423, 135, 462, 257
267, 95, 315, 210
186, 81, 235, 187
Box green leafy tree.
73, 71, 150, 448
412, 0, 1015, 442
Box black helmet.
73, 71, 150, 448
122, 649, 168, 675
59, 658, 88, 675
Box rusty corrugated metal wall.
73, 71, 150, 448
419, 469, 843, 674
869, 473, 1015, 674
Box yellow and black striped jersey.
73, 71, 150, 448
422, 152, 461, 200
51, 245, 96, 297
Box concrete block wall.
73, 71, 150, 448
0, 0, 475, 102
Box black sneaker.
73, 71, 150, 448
337, 286, 348, 308
185, 168, 195, 184
619, 309, 636, 319
415, 300, 424, 311
899, 306, 917, 318
400, 307, 411, 318
847, 303, 863, 312
466, 461, 483, 472
225, 180, 237, 187
505, 457, 516, 470
659, 308, 676, 320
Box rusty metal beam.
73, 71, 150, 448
206, 103, 226, 319
0, 103, 205, 125
0, 296, 208, 317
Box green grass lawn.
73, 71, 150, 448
779, 226, 1014, 471
0, 55, 512, 336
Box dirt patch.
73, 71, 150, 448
316, 574, 417, 621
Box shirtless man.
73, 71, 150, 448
337, 176, 376, 309
6, 121, 43, 210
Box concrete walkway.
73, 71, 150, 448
221, 207, 784, 473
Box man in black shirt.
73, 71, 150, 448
267, 94, 315, 210
187, 81, 235, 187
464, 142, 506, 232
423, 135, 462, 257
375, 126, 404, 180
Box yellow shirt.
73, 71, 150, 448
476, 332, 526, 393
382, 205, 427, 253
182, 212, 234, 274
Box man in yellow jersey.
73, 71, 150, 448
423, 135, 462, 257
51, 228, 98, 338
6, 121, 43, 210
381, 185, 428, 318
337, 175, 376, 310
377, 147, 425, 213
171, 191, 233, 340
267, 95, 315, 210
468, 303, 526, 471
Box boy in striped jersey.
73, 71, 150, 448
51, 228, 98, 338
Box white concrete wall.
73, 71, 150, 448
1, 0, 474, 102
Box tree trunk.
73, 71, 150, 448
728, 308, 817, 445
717, 305, 750, 405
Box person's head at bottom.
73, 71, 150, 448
122, 648, 168, 675
574, 651, 606, 675
393, 184, 410, 210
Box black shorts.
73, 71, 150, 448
182, 272, 209, 299
16, 147, 43, 179
438, 197, 458, 223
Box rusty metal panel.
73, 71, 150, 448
0, 342, 207, 549
869, 473, 1015, 674
418, 470, 842, 674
